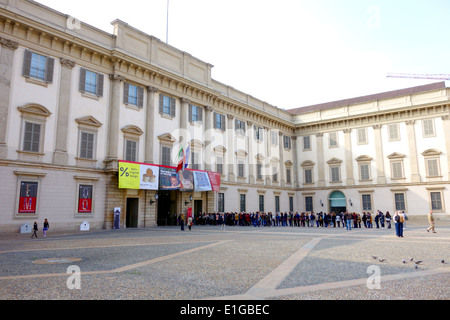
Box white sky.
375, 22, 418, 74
35, 0, 450, 110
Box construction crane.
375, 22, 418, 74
386, 73, 450, 80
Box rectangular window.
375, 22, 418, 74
23, 122, 41, 153
283, 136, 291, 149
159, 95, 176, 117
218, 193, 225, 213
360, 164, 370, 180
304, 169, 313, 184
388, 124, 400, 141
189, 105, 203, 122
79, 68, 104, 96
362, 194, 372, 211
430, 192, 442, 210
79, 132, 94, 159
286, 168, 291, 184
303, 136, 311, 150
214, 112, 225, 131
192, 152, 200, 170
235, 120, 246, 134
23, 50, 54, 83
161, 146, 171, 166
240, 194, 246, 212
238, 161, 245, 178
305, 196, 313, 212
254, 126, 263, 141
216, 157, 223, 174
259, 195, 264, 212
272, 167, 278, 182
391, 162, 404, 179
275, 196, 280, 212
271, 131, 278, 146
78, 185, 93, 213
394, 193, 406, 211
330, 167, 340, 182
357, 128, 367, 144
289, 196, 294, 212
124, 83, 144, 107
329, 132, 338, 147
423, 119, 435, 137
426, 159, 439, 177
18, 181, 38, 214
257, 163, 263, 180
125, 140, 137, 162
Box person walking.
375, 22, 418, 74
426, 211, 437, 233
187, 215, 193, 231
385, 211, 392, 229
43, 219, 49, 237
180, 213, 185, 231
31, 221, 38, 238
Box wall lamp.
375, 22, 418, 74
185, 195, 193, 206
150, 194, 159, 205
319, 199, 324, 207
348, 199, 353, 206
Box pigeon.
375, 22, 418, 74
402, 259, 406, 264
414, 261, 423, 265
414, 264, 418, 269
378, 259, 387, 262
371, 256, 378, 260
441, 259, 445, 264
410, 258, 414, 262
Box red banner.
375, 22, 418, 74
208, 172, 221, 192
18, 181, 38, 213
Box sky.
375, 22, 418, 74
35, 0, 450, 110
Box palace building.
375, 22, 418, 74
0, 0, 449, 232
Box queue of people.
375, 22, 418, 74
176, 210, 404, 231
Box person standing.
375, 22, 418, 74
43, 219, 49, 237
187, 215, 193, 231
426, 211, 437, 233
345, 211, 352, 231
31, 222, 38, 238
385, 211, 392, 229
180, 214, 185, 231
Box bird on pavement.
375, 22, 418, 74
378, 259, 387, 262
415, 260, 423, 265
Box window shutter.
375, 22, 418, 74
96, 73, 104, 97
123, 83, 130, 104
159, 95, 164, 113
221, 114, 225, 131
137, 87, 144, 108
22, 50, 32, 77
213, 113, 218, 129
170, 97, 176, 117
188, 104, 193, 122
45, 57, 54, 83
79, 68, 86, 92
198, 106, 203, 122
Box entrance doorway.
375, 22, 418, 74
329, 191, 347, 214
194, 200, 203, 218
126, 198, 139, 228
157, 190, 178, 226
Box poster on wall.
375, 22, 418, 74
118, 161, 140, 189
78, 185, 93, 213
159, 167, 181, 190
139, 164, 160, 190
18, 181, 38, 213
193, 171, 212, 192
208, 171, 221, 192
179, 170, 194, 191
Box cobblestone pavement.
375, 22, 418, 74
0, 221, 449, 301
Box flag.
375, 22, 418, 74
184, 145, 190, 170
176, 147, 185, 173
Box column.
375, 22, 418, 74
441, 115, 450, 179
292, 136, 299, 188
265, 127, 271, 185
53, 58, 76, 165
278, 132, 285, 186
0, 37, 19, 159
179, 98, 190, 145
343, 129, 354, 185
144, 86, 158, 164
373, 124, 386, 184
105, 73, 125, 170
316, 133, 326, 187
203, 106, 213, 171
247, 122, 255, 184
226, 114, 235, 182
405, 120, 421, 182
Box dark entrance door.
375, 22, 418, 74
194, 200, 202, 219
157, 190, 178, 226
329, 191, 347, 214
126, 198, 139, 228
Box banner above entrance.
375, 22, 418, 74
118, 161, 221, 191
